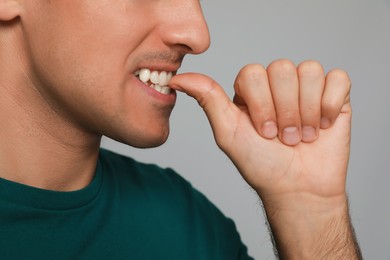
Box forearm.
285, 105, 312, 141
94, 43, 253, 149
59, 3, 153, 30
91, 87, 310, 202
261, 194, 362, 259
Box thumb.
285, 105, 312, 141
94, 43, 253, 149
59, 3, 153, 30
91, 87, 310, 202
169, 73, 239, 144
169, 73, 277, 191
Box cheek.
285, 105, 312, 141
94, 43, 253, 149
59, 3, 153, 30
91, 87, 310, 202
22, 6, 125, 116
22, 0, 153, 98
21, 1, 171, 147
23, 2, 139, 82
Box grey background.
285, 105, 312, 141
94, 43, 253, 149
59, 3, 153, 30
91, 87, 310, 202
102, 0, 390, 259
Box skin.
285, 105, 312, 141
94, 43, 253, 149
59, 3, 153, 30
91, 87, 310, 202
0, 0, 209, 190
170, 65, 360, 258
0, 0, 361, 258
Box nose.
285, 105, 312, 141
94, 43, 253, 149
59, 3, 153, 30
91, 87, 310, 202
158, 0, 211, 55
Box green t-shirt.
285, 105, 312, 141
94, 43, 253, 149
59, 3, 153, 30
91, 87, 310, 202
0, 149, 253, 259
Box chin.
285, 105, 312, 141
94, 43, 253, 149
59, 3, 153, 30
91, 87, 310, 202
133, 135, 169, 149
111, 127, 170, 149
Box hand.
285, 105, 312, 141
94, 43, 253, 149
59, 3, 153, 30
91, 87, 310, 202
169, 59, 361, 259
170, 60, 351, 200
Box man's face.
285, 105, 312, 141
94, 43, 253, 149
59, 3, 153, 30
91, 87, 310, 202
20, 0, 210, 148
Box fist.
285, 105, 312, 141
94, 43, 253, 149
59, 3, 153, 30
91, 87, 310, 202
233, 59, 351, 146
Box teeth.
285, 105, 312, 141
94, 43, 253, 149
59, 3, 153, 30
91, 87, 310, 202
136, 68, 173, 95
139, 69, 151, 83
162, 86, 171, 94
150, 71, 160, 84
154, 84, 162, 93
150, 84, 171, 95
159, 71, 168, 86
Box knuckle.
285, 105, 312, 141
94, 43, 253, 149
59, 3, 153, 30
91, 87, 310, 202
267, 59, 296, 79
327, 69, 351, 89
297, 60, 324, 78
321, 98, 339, 115
198, 79, 219, 108
238, 64, 267, 84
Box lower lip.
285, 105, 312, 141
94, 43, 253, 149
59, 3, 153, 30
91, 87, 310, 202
130, 75, 177, 105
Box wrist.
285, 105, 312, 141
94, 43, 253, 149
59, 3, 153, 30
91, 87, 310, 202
261, 191, 348, 218
260, 193, 361, 259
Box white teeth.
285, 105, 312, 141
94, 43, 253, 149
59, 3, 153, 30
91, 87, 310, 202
150, 84, 171, 95
154, 84, 162, 92
159, 71, 168, 86
150, 71, 160, 84
139, 69, 150, 83
135, 68, 173, 95
167, 72, 173, 82
161, 86, 171, 95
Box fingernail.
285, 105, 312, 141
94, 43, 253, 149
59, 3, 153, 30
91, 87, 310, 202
262, 121, 278, 139
302, 126, 316, 142
283, 127, 301, 145
320, 117, 331, 129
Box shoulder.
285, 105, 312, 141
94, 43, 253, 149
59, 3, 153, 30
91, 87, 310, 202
98, 148, 226, 222
98, 148, 226, 226
98, 148, 252, 259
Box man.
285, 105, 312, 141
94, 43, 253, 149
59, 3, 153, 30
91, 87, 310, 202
0, 0, 361, 259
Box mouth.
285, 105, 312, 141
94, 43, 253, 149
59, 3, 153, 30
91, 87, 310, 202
134, 68, 175, 95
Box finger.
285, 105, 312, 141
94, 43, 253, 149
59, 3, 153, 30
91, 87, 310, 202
297, 60, 325, 143
233, 64, 278, 139
168, 73, 238, 147
321, 69, 351, 129
267, 59, 301, 146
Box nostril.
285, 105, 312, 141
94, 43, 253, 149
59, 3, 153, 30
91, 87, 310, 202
176, 43, 193, 54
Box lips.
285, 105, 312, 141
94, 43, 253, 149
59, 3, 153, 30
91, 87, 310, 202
135, 68, 174, 95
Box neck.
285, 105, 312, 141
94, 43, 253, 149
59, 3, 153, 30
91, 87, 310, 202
0, 23, 101, 192
0, 91, 102, 191
0, 92, 102, 191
